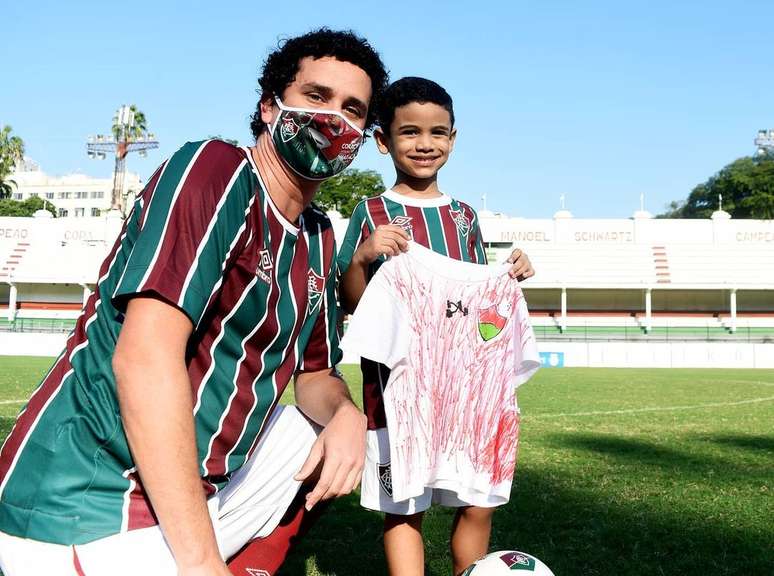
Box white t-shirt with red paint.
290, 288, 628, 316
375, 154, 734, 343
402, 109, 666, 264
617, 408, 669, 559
340, 242, 540, 506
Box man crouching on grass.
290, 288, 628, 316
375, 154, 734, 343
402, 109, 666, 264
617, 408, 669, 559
0, 28, 387, 576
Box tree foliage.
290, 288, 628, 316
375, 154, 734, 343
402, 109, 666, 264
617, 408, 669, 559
0, 125, 25, 199
0, 196, 56, 217
112, 105, 147, 141
314, 168, 385, 217
659, 153, 774, 219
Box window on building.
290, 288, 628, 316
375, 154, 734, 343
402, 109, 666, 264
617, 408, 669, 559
58, 208, 68, 217
91, 208, 101, 217
12, 193, 22, 200
75, 191, 89, 199
74, 208, 85, 217
29, 192, 39, 198
45, 192, 54, 199
58, 192, 71, 199
91, 191, 105, 199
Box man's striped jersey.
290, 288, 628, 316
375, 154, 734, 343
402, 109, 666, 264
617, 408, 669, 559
337, 189, 487, 429
0, 140, 341, 545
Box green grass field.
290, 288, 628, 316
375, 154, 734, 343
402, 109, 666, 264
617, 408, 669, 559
1, 358, 772, 575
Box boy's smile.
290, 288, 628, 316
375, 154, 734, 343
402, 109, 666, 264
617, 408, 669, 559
376, 101, 456, 183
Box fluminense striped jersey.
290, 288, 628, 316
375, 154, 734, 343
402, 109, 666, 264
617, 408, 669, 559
337, 189, 487, 429
0, 140, 341, 545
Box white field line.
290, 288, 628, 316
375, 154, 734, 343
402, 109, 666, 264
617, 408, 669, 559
0, 400, 26, 406
528, 395, 774, 419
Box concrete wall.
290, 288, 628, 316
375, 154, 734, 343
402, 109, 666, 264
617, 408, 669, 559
533, 341, 774, 369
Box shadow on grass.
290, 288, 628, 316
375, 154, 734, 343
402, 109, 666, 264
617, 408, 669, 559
700, 433, 774, 454
546, 433, 771, 481
281, 435, 773, 575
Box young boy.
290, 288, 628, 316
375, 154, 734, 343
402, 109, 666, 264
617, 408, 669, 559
337, 77, 535, 576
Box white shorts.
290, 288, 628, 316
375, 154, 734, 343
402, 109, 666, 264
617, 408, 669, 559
0, 405, 319, 576
361, 428, 477, 515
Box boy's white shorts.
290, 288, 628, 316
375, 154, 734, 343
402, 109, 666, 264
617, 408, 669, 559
0, 405, 319, 576
361, 428, 495, 515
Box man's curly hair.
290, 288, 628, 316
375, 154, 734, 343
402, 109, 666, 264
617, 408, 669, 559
250, 28, 389, 140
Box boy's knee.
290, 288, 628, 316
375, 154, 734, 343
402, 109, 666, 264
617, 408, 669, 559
458, 506, 494, 522
384, 511, 424, 530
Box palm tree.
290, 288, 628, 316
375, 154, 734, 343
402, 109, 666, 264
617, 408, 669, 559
111, 105, 147, 142
0, 125, 25, 199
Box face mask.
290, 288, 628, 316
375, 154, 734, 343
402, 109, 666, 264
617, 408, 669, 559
268, 97, 364, 180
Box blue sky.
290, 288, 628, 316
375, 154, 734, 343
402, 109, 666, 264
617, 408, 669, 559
2, 0, 772, 218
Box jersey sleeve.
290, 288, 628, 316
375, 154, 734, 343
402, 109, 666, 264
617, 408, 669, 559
337, 201, 369, 274
469, 208, 488, 264
298, 245, 343, 372
339, 269, 410, 369
111, 140, 252, 326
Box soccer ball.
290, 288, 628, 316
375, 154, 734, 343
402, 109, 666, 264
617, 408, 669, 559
460, 550, 555, 575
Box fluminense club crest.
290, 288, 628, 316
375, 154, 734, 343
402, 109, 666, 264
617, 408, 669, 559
279, 111, 314, 143
499, 551, 537, 570
307, 269, 325, 313
478, 305, 507, 342
378, 462, 393, 497
450, 208, 471, 236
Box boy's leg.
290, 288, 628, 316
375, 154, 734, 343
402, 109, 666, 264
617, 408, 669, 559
384, 511, 425, 576
361, 427, 431, 576
450, 506, 495, 576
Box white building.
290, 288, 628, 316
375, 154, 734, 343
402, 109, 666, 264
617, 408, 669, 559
9, 157, 143, 217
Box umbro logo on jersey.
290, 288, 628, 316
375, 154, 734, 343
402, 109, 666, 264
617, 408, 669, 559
450, 209, 470, 236
246, 569, 271, 576
307, 269, 325, 313
390, 215, 414, 238
256, 249, 273, 284
446, 300, 469, 318
378, 462, 393, 497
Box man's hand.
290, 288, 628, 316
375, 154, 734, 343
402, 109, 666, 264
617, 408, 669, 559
506, 248, 535, 281
293, 401, 367, 511
353, 224, 409, 265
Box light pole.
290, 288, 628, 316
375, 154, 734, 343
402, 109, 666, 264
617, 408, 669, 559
754, 129, 774, 156
86, 105, 158, 214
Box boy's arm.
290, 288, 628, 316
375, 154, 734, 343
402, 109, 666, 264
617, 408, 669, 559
339, 224, 409, 314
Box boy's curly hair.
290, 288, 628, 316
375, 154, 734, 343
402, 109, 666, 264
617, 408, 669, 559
377, 76, 455, 134
250, 28, 389, 139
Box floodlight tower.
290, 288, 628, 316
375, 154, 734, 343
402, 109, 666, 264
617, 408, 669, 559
86, 105, 158, 214
754, 128, 774, 156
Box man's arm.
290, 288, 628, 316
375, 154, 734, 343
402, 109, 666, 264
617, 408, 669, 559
292, 368, 367, 510
339, 224, 408, 314
113, 297, 231, 576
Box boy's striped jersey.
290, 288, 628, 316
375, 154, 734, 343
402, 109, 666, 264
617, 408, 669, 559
338, 189, 487, 429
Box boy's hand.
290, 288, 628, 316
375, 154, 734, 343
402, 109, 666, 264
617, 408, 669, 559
353, 224, 409, 266
507, 248, 535, 281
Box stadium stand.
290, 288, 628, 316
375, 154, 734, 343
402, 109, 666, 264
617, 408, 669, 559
1, 211, 772, 345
